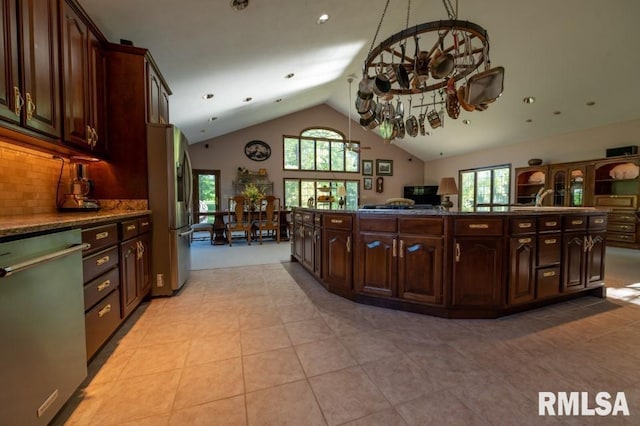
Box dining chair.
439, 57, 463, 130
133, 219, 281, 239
226, 195, 251, 245
253, 195, 280, 244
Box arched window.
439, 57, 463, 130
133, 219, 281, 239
283, 127, 360, 210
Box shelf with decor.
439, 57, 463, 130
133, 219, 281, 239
514, 166, 549, 205
233, 168, 273, 196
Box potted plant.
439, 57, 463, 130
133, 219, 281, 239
242, 183, 263, 210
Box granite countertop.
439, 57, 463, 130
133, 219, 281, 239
0, 210, 152, 238
293, 206, 603, 216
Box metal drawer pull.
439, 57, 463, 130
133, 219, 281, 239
544, 238, 557, 244
346, 236, 351, 253
469, 224, 489, 229
95, 231, 109, 240
126, 224, 137, 231
518, 223, 532, 228
141, 221, 150, 227
13, 86, 23, 116
594, 219, 604, 224
392, 239, 397, 257
545, 221, 557, 226
455, 243, 461, 262
96, 255, 110, 266
399, 240, 404, 258
25, 92, 35, 120
518, 238, 532, 244
97, 280, 111, 292
98, 304, 112, 318
0, 243, 89, 278
543, 271, 556, 277
330, 219, 343, 224
572, 220, 584, 225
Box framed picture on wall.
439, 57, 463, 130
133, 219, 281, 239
376, 159, 393, 176
362, 160, 373, 176
363, 177, 373, 190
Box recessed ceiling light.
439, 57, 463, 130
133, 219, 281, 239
285, 73, 295, 79
586, 101, 596, 106
317, 14, 329, 24
462, 119, 471, 125
553, 111, 561, 115
523, 96, 535, 104
208, 117, 217, 122
200, 129, 206, 133
202, 93, 214, 100
243, 97, 252, 102
275, 99, 282, 103
526, 119, 533, 123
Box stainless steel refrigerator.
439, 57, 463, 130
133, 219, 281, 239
147, 124, 193, 296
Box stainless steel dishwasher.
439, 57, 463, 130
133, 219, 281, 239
0, 229, 88, 425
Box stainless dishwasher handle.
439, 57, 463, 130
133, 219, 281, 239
0, 243, 90, 278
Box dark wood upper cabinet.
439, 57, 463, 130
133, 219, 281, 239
60, 0, 108, 156
0, 0, 61, 138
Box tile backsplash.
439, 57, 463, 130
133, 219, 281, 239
0, 140, 62, 216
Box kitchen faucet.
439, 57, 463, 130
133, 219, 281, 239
535, 188, 554, 207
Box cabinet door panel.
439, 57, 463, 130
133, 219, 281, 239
358, 233, 395, 297
324, 229, 352, 297
562, 233, 585, 291
139, 233, 151, 297
508, 236, 535, 305
0, 0, 20, 125
120, 239, 139, 318
452, 237, 503, 306
398, 236, 443, 304
61, 3, 89, 147
586, 232, 605, 286
20, 0, 60, 137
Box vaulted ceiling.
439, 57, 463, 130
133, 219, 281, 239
78, 0, 640, 161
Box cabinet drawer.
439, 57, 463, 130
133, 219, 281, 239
608, 212, 637, 224
607, 233, 637, 243
563, 215, 587, 230
607, 223, 636, 233
85, 288, 121, 360
359, 216, 397, 233
302, 213, 314, 224
83, 246, 119, 282
538, 216, 562, 232
121, 219, 140, 240
138, 216, 152, 233
399, 217, 443, 235
537, 234, 561, 266
594, 195, 637, 209
454, 218, 503, 236
510, 217, 537, 234
84, 267, 120, 311
589, 215, 607, 230
82, 223, 118, 254
323, 214, 352, 230
537, 267, 560, 299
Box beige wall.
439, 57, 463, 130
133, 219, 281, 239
423, 118, 640, 208
188, 104, 425, 206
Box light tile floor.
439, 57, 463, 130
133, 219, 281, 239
54, 259, 640, 425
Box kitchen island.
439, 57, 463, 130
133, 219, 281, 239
291, 207, 608, 318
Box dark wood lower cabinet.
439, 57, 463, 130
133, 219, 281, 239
452, 237, 503, 307
292, 208, 606, 319
324, 228, 352, 298
398, 235, 443, 304
357, 233, 396, 297
508, 236, 536, 305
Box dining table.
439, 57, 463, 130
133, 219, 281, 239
205, 210, 291, 245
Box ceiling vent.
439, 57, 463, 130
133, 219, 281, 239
230, 0, 249, 11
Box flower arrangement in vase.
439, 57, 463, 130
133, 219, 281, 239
241, 183, 263, 210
